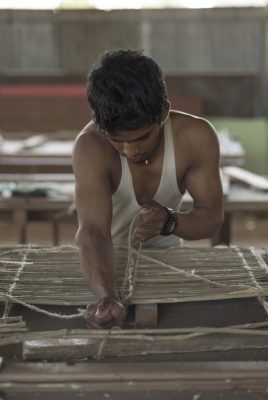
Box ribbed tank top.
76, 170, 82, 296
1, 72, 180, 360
112, 116, 183, 248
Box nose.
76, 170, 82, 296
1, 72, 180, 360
122, 143, 139, 158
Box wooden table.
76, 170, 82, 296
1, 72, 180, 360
0, 195, 73, 244
0, 183, 267, 245
0, 154, 243, 174
0, 173, 74, 183
219, 185, 268, 244
0, 136, 74, 173
181, 185, 268, 245
0, 132, 244, 174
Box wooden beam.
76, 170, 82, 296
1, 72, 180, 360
2, 361, 268, 392
22, 331, 268, 361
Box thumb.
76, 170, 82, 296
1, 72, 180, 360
140, 204, 153, 214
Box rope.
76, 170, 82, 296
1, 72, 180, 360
0, 293, 85, 319
0, 223, 267, 320
0, 214, 141, 320
2, 245, 31, 319
234, 245, 268, 315
120, 213, 142, 305
120, 246, 260, 292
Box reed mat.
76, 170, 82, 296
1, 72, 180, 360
0, 245, 267, 306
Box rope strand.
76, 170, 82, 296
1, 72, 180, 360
0, 227, 267, 319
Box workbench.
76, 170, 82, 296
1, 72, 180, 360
0, 180, 267, 245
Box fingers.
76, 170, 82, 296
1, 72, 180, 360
136, 201, 168, 241
139, 203, 167, 225
135, 226, 160, 241
85, 298, 126, 329
109, 301, 127, 327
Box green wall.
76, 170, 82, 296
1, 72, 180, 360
207, 118, 268, 175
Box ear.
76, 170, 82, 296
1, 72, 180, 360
161, 100, 171, 125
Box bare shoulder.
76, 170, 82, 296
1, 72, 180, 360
72, 120, 115, 173
171, 111, 217, 143
171, 111, 220, 164
73, 121, 107, 160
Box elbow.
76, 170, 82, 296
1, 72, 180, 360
75, 227, 85, 248
75, 224, 111, 248
210, 211, 224, 236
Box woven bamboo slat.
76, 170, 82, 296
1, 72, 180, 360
0, 245, 267, 306
0, 315, 27, 333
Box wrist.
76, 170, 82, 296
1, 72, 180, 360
101, 296, 125, 309
103, 295, 121, 303
161, 207, 177, 236
95, 288, 120, 302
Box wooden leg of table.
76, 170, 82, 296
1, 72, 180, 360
52, 220, 59, 246
211, 212, 231, 246
13, 210, 27, 244
135, 304, 158, 328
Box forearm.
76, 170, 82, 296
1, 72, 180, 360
174, 207, 223, 240
76, 229, 119, 300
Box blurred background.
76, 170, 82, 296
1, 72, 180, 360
0, 0, 267, 247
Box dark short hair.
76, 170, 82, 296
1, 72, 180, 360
87, 49, 168, 133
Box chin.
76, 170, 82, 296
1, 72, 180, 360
129, 155, 148, 164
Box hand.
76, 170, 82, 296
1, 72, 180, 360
85, 297, 127, 329
135, 200, 168, 242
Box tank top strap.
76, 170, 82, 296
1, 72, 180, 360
162, 116, 178, 184
154, 116, 180, 207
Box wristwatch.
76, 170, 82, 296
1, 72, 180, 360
161, 207, 177, 236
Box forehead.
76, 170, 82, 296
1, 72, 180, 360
106, 123, 156, 142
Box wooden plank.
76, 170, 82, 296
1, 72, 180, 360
2, 361, 268, 393
0, 174, 74, 183
4, 361, 268, 381
22, 332, 268, 361
222, 167, 268, 190
0, 316, 23, 323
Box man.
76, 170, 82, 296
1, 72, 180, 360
73, 49, 224, 329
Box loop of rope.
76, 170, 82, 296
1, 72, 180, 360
0, 221, 267, 319
120, 213, 142, 306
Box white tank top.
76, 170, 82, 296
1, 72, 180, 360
111, 116, 183, 248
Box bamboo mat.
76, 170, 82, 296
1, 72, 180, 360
0, 245, 267, 306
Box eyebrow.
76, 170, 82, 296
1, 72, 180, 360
110, 130, 151, 143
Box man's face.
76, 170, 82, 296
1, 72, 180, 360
105, 122, 162, 164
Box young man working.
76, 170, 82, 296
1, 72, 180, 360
73, 49, 224, 329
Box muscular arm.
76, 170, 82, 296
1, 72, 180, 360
73, 131, 117, 299
173, 119, 224, 240
135, 119, 224, 241
73, 130, 126, 328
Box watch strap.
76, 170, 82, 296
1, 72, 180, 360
160, 207, 177, 236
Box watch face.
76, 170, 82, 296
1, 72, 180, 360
166, 219, 177, 235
